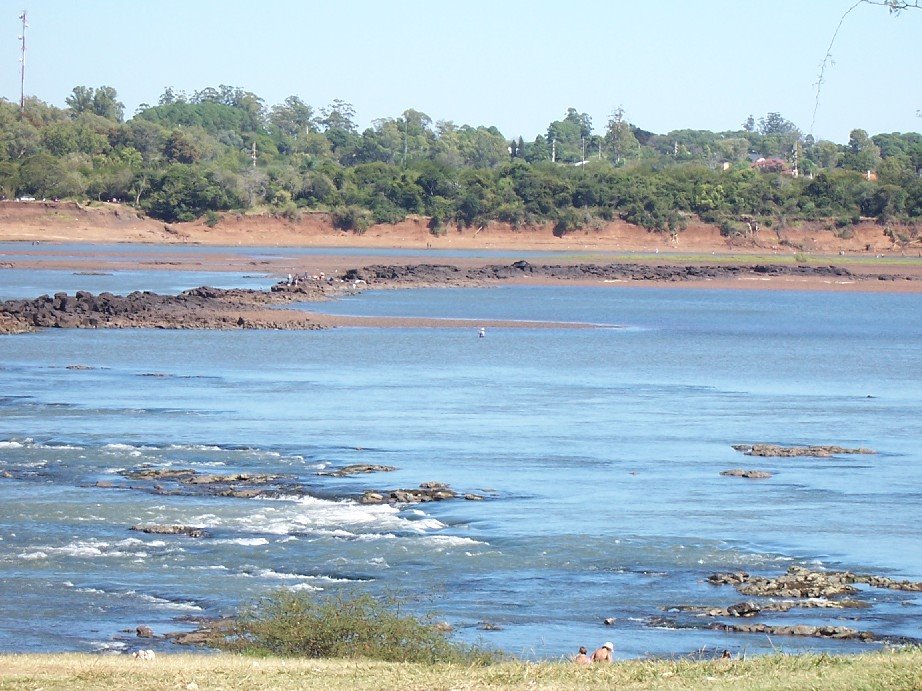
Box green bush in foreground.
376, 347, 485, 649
218, 590, 493, 665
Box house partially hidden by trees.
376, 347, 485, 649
1, 87, 920, 237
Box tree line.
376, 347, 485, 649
1, 85, 921, 238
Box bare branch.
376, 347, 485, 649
811, 0, 920, 136
864, 0, 921, 13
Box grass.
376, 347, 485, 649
0, 648, 920, 690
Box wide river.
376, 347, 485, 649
1, 252, 920, 659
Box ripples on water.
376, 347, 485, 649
0, 282, 920, 658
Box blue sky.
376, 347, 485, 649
3, 0, 920, 143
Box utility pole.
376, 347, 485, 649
403, 115, 408, 167
791, 142, 799, 178
18, 10, 27, 115
551, 137, 556, 163
251, 141, 257, 167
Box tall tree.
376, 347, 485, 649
605, 107, 640, 164
843, 128, 882, 172
547, 108, 592, 163
65, 86, 124, 121
92, 86, 124, 122
270, 96, 316, 139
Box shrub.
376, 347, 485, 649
553, 208, 582, 237
204, 210, 220, 228
331, 205, 373, 234
428, 215, 447, 236
278, 201, 301, 221
218, 590, 493, 664
718, 219, 741, 237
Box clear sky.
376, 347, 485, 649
3, 0, 920, 144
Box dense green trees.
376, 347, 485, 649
1, 87, 920, 234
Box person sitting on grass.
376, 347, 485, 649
574, 646, 591, 665
591, 641, 614, 663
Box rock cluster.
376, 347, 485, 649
131, 524, 207, 538
732, 444, 876, 457
117, 467, 301, 499
670, 598, 865, 617
318, 463, 396, 477
714, 622, 873, 640
708, 565, 922, 596
707, 567, 857, 598
340, 261, 881, 288
0, 285, 325, 333
361, 482, 460, 505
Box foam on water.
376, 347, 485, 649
212, 537, 270, 547
241, 495, 447, 537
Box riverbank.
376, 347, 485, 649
2, 649, 920, 690
1, 200, 920, 257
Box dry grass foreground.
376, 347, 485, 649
1, 650, 921, 690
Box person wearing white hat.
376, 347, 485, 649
591, 641, 614, 663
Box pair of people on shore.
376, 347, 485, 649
574, 641, 613, 665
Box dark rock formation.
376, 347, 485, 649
131, 524, 207, 538
0, 284, 327, 333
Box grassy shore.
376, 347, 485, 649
1, 649, 920, 690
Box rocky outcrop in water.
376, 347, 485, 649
1, 261, 916, 334
669, 598, 867, 617
720, 469, 773, 479
732, 444, 876, 457
707, 566, 922, 596
116, 467, 304, 500
714, 622, 874, 641
131, 524, 207, 538
338, 261, 881, 287
361, 482, 458, 505
318, 463, 396, 477
0, 284, 327, 333
660, 565, 922, 645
